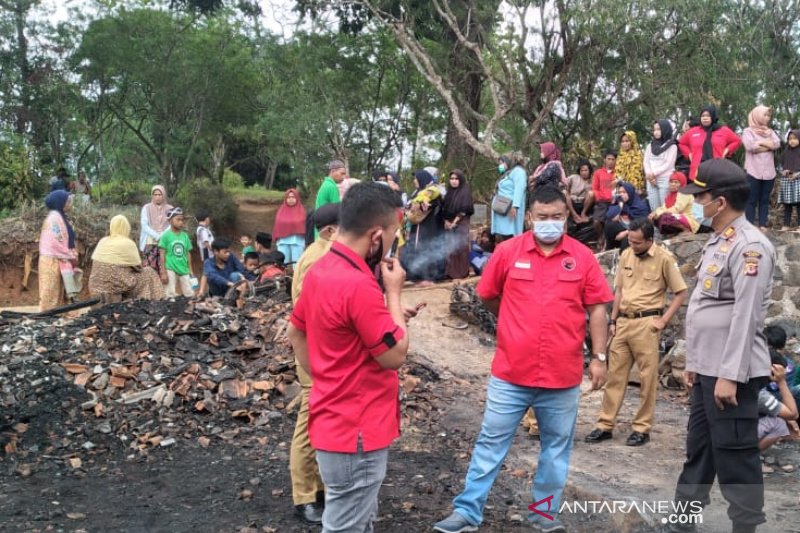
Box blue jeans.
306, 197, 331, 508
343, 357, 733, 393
647, 174, 671, 211
453, 376, 580, 525
745, 175, 774, 227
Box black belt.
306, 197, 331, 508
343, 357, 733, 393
620, 309, 662, 319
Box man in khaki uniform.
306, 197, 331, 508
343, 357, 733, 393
586, 217, 687, 446
288, 203, 340, 524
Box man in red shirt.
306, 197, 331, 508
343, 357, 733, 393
592, 150, 618, 249
288, 182, 409, 533
434, 186, 613, 533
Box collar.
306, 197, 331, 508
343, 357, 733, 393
525, 232, 569, 257
712, 214, 747, 243
640, 243, 656, 257
329, 241, 371, 274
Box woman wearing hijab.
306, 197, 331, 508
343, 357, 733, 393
139, 185, 173, 274
89, 215, 165, 302
443, 169, 475, 280
616, 130, 645, 193
678, 104, 741, 181
403, 169, 444, 285
604, 181, 651, 251
529, 142, 567, 190
649, 171, 699, 235
273, 189, 307, 266
779, 129, 800, 230
743, 105, 781, 230
643, 120, 678, 210
38, 190, 78, 311
491, 153, 527, 241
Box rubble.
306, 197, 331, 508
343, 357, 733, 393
449, 283, 496, 334
1, 280, 442, 467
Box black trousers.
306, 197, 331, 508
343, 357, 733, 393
674, 375, 768, 527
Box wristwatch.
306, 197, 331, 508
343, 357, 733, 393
592, 353, 607, 362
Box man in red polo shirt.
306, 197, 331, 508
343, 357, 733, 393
287, 182, 409, 533
592, 150, 618, 249
434, 185, 613, 533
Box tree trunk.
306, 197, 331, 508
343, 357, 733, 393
264, 160, 277, 189
442, 66, 481, 173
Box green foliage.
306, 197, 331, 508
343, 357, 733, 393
0, 139, 38, 211
222, 169, 245, 190
176, 177, 238, 230
93, 179, 152, 207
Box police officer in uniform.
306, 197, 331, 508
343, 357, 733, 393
663, 159, 774, 533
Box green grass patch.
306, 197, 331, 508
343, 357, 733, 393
227, 187, 285, 202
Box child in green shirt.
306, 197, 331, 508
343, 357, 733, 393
159, 207, 195, 297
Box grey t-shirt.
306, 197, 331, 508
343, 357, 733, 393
758, 389, 782, 417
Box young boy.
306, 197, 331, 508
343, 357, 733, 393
243, 251, 260, 281
196, 211, 214, 262
758, 355, 799, 452
241, 234, 255, 257
255, 232, 272, 254
203, 237, 250, 297
159, 207, 195, 297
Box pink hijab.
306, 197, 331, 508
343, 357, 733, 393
747, 105, 773, 138
144, 185, 173, 233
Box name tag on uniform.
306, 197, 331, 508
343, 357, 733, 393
514, 261, 531, 269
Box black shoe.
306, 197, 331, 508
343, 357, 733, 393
315, 490, 325, 506
584, 429, 613, 443
295, 503, 323, 524
731, 524, 756, 533
626, 431, 650, 446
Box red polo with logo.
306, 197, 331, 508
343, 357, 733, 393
290, 241, 405, 453
477, 232, 613, 388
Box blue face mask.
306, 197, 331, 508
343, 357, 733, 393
692, 200, 714, 226
498, 164, 507, 174
533, 220, 564, 244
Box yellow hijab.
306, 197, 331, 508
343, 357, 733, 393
616, 130, 644, 191
91, 215, 142, 266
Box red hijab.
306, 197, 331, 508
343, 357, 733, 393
665, 171, 687, 208
273, 189, 307, 240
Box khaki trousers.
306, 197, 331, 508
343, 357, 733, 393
289, 364, 324, 505
596, 316, 660, 434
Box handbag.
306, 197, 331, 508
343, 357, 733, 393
491, 176, 513, 215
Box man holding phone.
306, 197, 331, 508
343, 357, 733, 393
288, 183, 411, 532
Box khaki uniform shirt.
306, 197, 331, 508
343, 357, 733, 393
291, 236, 334, 304
685, 215, 774, 383
615, 243, 687, 314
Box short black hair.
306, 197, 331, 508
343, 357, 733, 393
628, 217, 655, 240
576, 159, 594, 175
196, 210, 210, 222
770, 349, 787, 367
339, 182, 403, 235
603, 149, 618, 159
244, 251, 259, 263
372, 168, 388, 181
710, 182, 750, 212
765, 325, 787, 349
255, 232, 272, 249
530, 185, 567, 207
260, 250, 285, 266
211, 237, 232, 251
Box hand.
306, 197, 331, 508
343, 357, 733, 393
771, 363, 787, 384
713, 377, 739, 410
608, 323, 616, 337
422, 201, 430, 211
588, 359, 607, 390
160, 273, 168, 284
722, 149, 729, 158
403, 302, 426, 322
684, 371, 696, 388
444, 221, 453, 231
381, 257, 406, 294
615, 230, 628, 241
650, 317, 667, 332
508, 207, 518, 220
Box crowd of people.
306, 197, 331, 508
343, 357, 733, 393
32, 102, 800, 533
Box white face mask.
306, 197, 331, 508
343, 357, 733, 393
533, 220, 565, 244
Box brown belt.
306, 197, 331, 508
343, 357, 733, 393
620, 309, 662, 320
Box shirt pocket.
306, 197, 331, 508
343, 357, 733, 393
699, 262, 725, 298
507, 268, 535, 299
557, 272, 584, 302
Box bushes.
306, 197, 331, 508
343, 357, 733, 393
0, 141, 38, 212
176, 177, 237, 230
222, 169, 245, 190
94, 180, 152, 207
